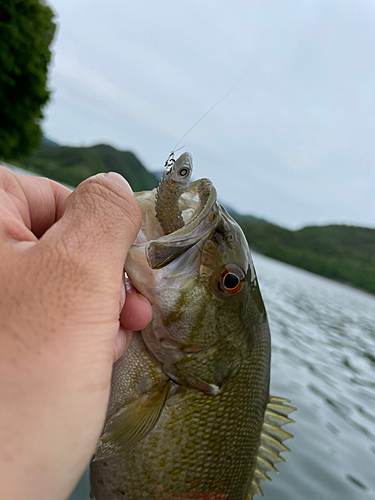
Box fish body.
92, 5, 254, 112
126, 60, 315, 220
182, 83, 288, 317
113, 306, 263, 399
90, 154, 294, 500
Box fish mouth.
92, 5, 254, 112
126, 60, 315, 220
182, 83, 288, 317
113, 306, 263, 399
130, 178, 218, 270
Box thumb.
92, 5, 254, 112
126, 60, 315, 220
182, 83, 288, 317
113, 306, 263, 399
42, 172, 141, 283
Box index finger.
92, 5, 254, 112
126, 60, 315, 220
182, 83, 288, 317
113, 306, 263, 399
0, 165, 72, 241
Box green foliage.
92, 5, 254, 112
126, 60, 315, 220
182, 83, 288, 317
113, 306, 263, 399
239, 219, 375, 295
16, 143, 159, 192
0, 0, 56, 160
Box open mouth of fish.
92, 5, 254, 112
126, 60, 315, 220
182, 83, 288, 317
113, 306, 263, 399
125, 178, 218, 297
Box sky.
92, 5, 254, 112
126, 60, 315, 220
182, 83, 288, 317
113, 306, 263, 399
44, 0, 375, 229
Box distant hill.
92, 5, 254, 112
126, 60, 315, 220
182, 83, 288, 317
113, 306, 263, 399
232, 212, 269, 225
15, 142, 375, 295
240, 220, 375, 295
17, 143, 159, 192
41, 136, 60, 147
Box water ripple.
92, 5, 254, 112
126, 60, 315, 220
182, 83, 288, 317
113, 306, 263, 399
254, 254, 375, 500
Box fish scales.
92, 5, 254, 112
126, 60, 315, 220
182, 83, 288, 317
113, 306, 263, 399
91, 320, 270, 499
90, 152, 294, 499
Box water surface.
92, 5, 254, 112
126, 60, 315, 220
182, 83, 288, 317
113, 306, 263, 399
255, 254, 375, 500
70, 254, 375, 499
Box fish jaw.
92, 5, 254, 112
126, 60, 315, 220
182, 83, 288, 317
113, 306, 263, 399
125, 178, 218, 301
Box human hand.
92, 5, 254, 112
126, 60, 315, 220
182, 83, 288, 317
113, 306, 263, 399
0, 167, 152, 500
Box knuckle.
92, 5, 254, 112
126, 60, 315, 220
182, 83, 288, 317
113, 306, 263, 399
35, 174, 143, 296
71, 176, 142, 237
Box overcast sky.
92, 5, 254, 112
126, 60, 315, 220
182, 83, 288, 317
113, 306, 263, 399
44, 0, 375, 229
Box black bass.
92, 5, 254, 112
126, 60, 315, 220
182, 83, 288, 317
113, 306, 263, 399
90, 152, 295, 500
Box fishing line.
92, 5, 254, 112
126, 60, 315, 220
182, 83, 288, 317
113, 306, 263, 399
172, 65, 252, 153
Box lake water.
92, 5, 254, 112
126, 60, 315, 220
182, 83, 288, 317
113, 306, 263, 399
69, 253, 375, 500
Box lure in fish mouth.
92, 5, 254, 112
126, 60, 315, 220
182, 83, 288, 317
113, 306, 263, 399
126, 152, 251, 395
155, 151, 194, 235
90, 152, 295, 500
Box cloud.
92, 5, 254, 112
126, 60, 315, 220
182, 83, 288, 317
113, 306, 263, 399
45, 0, 375, 228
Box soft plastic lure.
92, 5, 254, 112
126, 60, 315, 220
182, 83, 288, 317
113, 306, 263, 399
155, 151, 193, 234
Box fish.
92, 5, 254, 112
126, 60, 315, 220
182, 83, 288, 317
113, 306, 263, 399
90, 152, 295, 500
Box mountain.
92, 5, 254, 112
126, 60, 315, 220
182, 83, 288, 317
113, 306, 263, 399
17, 143, 159, 192
240, 220, 375, 295
41, 135, 60, 147
16, 142, 375, 295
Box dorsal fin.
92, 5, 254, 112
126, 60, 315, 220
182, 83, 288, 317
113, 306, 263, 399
248, 396, 296, 499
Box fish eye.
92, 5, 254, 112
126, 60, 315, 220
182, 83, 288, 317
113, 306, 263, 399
218, 265, 244, 296
223, 272, 239, 289
179, 168, 188, 177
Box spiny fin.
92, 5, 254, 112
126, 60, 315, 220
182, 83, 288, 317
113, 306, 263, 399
93, 381, 171, 461
250, 481, 264, 497
248, 396, 296, 499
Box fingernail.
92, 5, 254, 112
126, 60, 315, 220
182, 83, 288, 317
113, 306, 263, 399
119, 278, 126, 312
114, 328, 132, 362
107, 172, 133, 195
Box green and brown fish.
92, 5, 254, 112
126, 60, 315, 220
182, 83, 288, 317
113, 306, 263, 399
90, 152, 295, 500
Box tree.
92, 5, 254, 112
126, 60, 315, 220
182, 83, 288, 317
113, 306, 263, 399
0, 0, 56, 160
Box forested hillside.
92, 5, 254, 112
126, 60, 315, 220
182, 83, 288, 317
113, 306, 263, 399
16, 142, 375, 295
17, 143, 159, 192
240, 219, 375, 295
